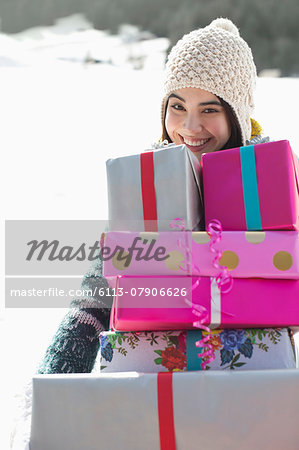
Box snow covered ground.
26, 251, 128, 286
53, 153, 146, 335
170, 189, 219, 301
1, 14, 299, 449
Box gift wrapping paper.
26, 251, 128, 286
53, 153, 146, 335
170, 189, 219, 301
31, 370, 299, 450
102, 230, 299, 279
106, 144, 204, 231
99, 329, 296, 372
109, 275, 299, 331
202, 140, 299, 231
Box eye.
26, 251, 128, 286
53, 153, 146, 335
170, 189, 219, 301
203, 108, 219, 113
170, 103, 185, 111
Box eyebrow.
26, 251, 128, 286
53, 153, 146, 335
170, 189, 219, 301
168, 93, 222, 107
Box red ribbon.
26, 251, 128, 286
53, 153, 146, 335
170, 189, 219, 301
140, 151, 158, 231
157, 373, 176, 450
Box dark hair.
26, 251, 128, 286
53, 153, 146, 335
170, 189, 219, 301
161, 96, 243, 150
219, 98, 243, 150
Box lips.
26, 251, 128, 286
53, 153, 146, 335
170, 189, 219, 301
178, 134, 212, 152
183, 137, 210, 147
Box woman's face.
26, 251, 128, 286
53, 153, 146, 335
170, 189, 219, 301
165, 87, 231, 161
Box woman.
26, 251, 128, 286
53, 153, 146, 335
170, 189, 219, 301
38, 18, 263, 374
161, 17, 262, 160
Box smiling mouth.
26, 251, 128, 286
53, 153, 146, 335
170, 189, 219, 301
179, 135, 211, 149
184, 137, 210, 146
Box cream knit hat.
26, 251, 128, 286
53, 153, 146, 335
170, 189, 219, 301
161, 18, 257, 145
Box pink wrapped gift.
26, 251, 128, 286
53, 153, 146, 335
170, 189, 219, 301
106, 144, 203, 231
202, 140, 299, 231
109, 275, 299, 331
102, 230, 299, 279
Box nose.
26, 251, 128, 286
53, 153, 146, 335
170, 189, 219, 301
183, 112, 203, 134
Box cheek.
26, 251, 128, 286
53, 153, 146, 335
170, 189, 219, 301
223, 115, 231, 138
211, 116, 231, 141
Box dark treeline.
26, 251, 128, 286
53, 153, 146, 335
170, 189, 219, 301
1, 0, 299, 75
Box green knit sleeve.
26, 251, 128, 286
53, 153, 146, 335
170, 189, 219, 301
38, 257, 112, 374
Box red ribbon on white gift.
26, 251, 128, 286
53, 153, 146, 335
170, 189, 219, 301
140, 151, 158, 231
157, 372, 176, 450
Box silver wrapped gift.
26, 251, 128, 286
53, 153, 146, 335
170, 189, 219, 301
106, 144, 204, 231
30, 370, 299, 450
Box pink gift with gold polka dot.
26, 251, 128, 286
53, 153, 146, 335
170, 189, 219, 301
102, 230, 299, 279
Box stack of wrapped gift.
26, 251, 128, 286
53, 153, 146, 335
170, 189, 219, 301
101, 140, 299, 372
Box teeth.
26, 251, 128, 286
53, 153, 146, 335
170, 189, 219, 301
184, 138, 209, 146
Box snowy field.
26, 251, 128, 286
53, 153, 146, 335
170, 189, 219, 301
1, 15, 299, 449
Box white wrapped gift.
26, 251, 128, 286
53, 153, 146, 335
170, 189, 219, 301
30, 370, 299, 450
106, 144, 204, 231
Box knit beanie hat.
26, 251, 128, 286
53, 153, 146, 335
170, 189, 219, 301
161, 18, 257, 145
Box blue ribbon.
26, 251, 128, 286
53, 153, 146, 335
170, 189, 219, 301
186, 330, 203, 371
240, 145, 262, 230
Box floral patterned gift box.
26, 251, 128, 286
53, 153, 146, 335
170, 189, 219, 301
99, 328, 296, 372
